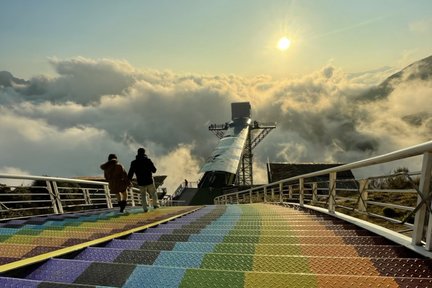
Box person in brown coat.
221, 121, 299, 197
100, 154, 131, 213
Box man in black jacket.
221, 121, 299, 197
128, 148, 159, 212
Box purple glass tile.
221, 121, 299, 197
0, 277, 40, 288
74, 247, 122, 262
0, 257, 19, 265
126, 233, 161, 241
136, 220, 152, 225
61, 238, 86, 246
89, 232, 110, 239
26, 259, 92, 283
105, 239, 146, 249
25, 246, 59, 257
6, 219, 28, 225
145, 227, 176, 234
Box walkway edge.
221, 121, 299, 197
0, 206, 203, 273
282, 202, 432, 259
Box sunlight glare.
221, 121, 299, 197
277, 37, 291, 50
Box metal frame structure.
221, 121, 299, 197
0, 175, 174, 219
209, 121, 276, 186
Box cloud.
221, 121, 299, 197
1, 56, 430, 193
409, 18, 432, 34
0, 166, 33, 187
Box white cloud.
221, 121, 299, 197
1, 56, 430, 193
0, 167, 32, 187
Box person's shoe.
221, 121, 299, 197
153, 206, 160, 209
143, 209, 148, 213
119, 201, 126, 213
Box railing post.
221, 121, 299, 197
299, 178, 304, 206
46, 181, 59, 214
289, 185, 293, 199
328, 172, 337, 213
236, 193, 239, 204
312, 182, 318, 204
103, 184, 113, 208
279, 183, 283, 203
263, 187, 267, 203
271, 188, 275, 202
357, 179, 369, 212
128, 188, 136, 207
249, 190, 253, 204
413, 152, 432, 247
51, 181, 64, 214
83, 188, 91, 205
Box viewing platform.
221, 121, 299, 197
0, 203, 432, 287
0, 140, 431, 287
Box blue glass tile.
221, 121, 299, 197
188, 235, 225, 243
153, 251, 204, 268
173, 242, 216, 253
0, 228, 19, 235
124, 266, 186, 288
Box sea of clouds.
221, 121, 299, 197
0, 57, 431, 192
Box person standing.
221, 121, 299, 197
128, 148, 159, 212
100, 154, 130, 213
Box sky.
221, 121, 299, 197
0, 0, 431, 193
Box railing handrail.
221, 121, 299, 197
245, 140, 432, 192
0, 173, 107, 186
213, 140, 432, 257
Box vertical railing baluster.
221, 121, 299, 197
104, 185, 113, 208
299, 178, 304, 206
46, 180, 59, 214
413, 152, 432, 247
357, 179, 369, 212
312, 182, 317, 204
279, 182, 283, 203
328, 172, 337, 213
51, 181, 64, 214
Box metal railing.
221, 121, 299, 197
214, 140, 432, 256
0, 174, 172, 219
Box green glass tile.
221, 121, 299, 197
4, 235, 34, 244
258, 236, 300, 245
0, 235, 12, 242
44, 226, 65, 231
228, 230, 261, 236
255, 244, 302, 256
214, 243, 256, 255
253, 255, 310, 273
201, 254, 254, 271
244, 271, 318, 288
223, 235, 260, 244
15, 229, 43, 236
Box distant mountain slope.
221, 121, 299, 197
358, 55, 432, 101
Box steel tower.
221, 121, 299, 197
209, 102, 276, 186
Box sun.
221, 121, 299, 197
277, 37, 291, 50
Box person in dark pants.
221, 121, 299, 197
100, 154, 131, 213
128, 148, 159, 212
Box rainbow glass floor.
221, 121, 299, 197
0, 204, 431, 287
